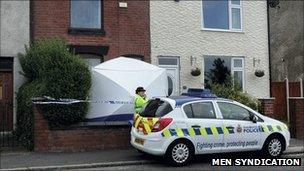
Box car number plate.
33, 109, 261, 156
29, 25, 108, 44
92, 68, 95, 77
135, 138, 145, 145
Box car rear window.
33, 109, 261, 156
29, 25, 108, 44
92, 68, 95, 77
139, 99, 173, 117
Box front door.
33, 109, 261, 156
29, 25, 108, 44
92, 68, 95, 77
0, 58, 14, 132
157, 56, 180, 96
0, 72, 13, 131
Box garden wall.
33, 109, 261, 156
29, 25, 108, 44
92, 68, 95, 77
33, 106, 131, 152
259, 98, 275, 117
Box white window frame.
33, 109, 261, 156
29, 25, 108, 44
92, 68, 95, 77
202, 56, 245, 91
157, 56, 179, 68
229, 0, 243, 30
231, 57, 245, 90
201, 0, 243, 32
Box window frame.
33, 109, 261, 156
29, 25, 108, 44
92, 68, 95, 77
78, 53, 103, 68
203, 55, 245, 91
0, 57, 13, 72
231, 57, 245, 90
182, 101, 217, 119
201, 0, 243, 32
157, 56, 180, 68
68, 0, 105, 36
229, 0, 242, 30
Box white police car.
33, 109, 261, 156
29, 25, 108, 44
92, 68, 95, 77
130, 89, 290, 166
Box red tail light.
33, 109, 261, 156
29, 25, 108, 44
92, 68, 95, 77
152, 118, 173, 132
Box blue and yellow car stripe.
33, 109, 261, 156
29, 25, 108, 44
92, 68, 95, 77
161, 124, 286, 137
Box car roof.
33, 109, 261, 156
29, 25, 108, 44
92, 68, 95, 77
167, 96, 232, 106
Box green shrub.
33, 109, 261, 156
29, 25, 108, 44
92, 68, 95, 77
16, 38, 91, 148
210, 79, 261, 111
16, 81, 45, 149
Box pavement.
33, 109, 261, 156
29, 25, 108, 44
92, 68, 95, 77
0, 138, 303, 171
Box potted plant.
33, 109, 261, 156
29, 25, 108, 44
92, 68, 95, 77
191, 67, 201, 76
254, 69, 265, 77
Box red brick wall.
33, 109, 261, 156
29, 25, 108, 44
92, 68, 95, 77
259, 98, 275, 118
289, 98, 304, 139
33, 106, 131, 152
31, 0, 150, 62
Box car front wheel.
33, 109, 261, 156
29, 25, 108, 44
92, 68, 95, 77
166, 140, 193, 166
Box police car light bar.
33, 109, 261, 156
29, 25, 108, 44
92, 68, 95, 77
181, 88, 217, 98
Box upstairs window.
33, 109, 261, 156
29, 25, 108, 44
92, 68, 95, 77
70, 0, 102, 29
202, 0, 242, 30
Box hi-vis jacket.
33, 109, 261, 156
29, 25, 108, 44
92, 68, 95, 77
134, 95, 148, 113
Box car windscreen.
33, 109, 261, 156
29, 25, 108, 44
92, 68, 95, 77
139, 99, 173, 117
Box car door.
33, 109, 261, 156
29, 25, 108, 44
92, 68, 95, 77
216, 101, 265, 152
182, 101, 224, 154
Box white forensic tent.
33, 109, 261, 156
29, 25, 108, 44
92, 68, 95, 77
86, 57, 168, 122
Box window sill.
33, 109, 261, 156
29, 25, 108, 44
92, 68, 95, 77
68, 28, 106, 36
201, 28, 245, 34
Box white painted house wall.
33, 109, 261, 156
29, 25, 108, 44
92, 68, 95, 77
150, 0, 270, 98
0, 0, 29, 127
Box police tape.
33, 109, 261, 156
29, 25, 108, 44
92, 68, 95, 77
32, 96, 133, 105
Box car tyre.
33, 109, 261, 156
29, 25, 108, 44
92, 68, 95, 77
165, 140, 194, 166
262, 136, 283, 158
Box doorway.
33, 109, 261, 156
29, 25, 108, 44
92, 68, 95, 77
157, 56, 180, 96
0, 58, 14, 131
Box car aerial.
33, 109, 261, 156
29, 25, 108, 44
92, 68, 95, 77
130, 89, 290, 166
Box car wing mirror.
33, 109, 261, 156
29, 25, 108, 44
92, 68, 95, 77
251, 115, 258, 123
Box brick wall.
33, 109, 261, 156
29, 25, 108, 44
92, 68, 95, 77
259, 98, 275, 118
31, 0, 150, 62
33, 106, 131, 152
289, 98, 304, 139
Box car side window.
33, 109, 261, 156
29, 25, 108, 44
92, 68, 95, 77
217, 102, 251, 121
183, 104, 194, 118
183, 102, 216, 119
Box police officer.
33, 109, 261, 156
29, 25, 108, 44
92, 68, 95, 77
134, 87, 148, 114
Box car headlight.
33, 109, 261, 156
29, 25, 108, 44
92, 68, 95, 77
283, 124, 289, 131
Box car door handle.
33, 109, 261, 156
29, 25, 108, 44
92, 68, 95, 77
191, 125, 201, 128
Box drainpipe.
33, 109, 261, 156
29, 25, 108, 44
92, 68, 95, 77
29, 0, 34, 43
285, 77, 290, 123
299, 78, 303, 97
267, 0, 272, 97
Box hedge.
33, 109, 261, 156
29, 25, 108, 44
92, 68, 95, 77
16, 38, 91, 149
210, 79, 261, 111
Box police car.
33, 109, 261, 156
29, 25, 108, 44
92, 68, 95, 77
130, 89, 290, 166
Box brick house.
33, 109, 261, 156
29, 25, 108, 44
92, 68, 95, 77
29, 0, 150, 151
31, 0, 150, 65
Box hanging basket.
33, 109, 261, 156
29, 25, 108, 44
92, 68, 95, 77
191, 67, 201, 76
255, 69, 265, 77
